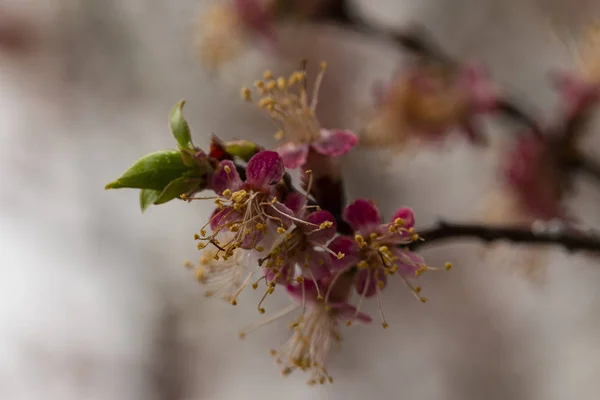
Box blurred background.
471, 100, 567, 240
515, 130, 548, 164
2, 0, 600, 399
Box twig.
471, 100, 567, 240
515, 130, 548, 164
410, 220, 600, 253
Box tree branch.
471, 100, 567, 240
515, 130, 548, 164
410, 221, 600, 253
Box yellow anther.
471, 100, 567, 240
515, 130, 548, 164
194, 269, 205, 281
277, 77, 286, 89
370, 232, 378, 239
336, 252, 345, 260
254, 80, 264, 88
325, 304, 332, 311
194, 233, 200, 240
357, 260, 369, 269
212, 254, 219, 261
420, 297, 428, 304
274, 130, 284, 140
445, 262, 453, 270
197, 243, 206, 250
233, 203, 242, 211
394, 217, 405, 226
411, 234, 420, 241
229, 224, 239, 232
222, 189, 231, 197
382, 322, 389, 329
277, 227, 286, 234
252, 282, 258, 290
414, 286, 422, 293
258, 308, 265, 314
377, 280, 385, 288
378, 246, 389, 253
263, 70, 273, 79
320, 61, 327, 70
295, 276, 304, 283
269, 349, 277, 356
200, 229, 207, 236
230, 299, 238, 306
255, 246, 264, 252
241, 87, 251, 101
319, 221, 333, 230
345, 321, 352, 326
354, 234, 365, 244
257, 97, 275, 108
389, 225, 397, 233
265, 80, 277, 91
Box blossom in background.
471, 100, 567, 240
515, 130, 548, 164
241, 63, 358, 169
239, 273, 371, 385
504, 135, 567, 222
364, 62, 498, 147
328, 199, 445, 327
195, 0, 276, 70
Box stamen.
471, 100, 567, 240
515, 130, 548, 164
238, 303, 300, 339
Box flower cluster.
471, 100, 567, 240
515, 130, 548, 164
186, 158, 445, 383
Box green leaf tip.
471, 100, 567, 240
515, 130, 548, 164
139, 188, 161, 212
169, 100, 193, 150
106, 150, 191, 191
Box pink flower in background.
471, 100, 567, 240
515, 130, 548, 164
505, 135, 566, 221
551, 70, 600, 119
242, 63, 358, 169
367, 63, 498, 146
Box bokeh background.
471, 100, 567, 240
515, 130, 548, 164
2, 0, 600, 399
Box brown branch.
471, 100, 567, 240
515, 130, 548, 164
409, 220, 600, 253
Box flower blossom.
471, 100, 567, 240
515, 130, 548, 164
261, 192, 337, 288
328, 199, 447, 327
365, 62, 498, 147
239, 274, 371, 385
504, 134, 567, 221
241, 63, 358, 169
193, 150, 294, 304
195, 0, 276, 70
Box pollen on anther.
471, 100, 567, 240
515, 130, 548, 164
224, 165, 231, 173
222, 189, 231, 197
258, 307, 265, 314
241, 87, 251, 101
230, 299, 238, 306
445, 262, 453, 270
336, 252, 345, 260
277, 227, 286, 234
274, 130, 284, 140
382, 322, 389, 329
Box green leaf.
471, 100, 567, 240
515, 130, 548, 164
169, 100, 193, 150
105, 150, 190, 191
153, 177, 192, 205
139, 189, 161, 213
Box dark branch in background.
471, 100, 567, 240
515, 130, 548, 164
410, 221, 600, 253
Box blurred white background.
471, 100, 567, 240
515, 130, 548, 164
2, 0, 600, 399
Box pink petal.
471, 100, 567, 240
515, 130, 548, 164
461, 64, 498, 113
264, 201, 294, 230
245, 150, 285, 191
391, 248, 425, 277
355, 268, 387, 298
283, 192, 306, 216
212, 160, 242, 195
390, 207, 415, 229
277, 142, 309, 169
297, 248, 331, 280
550, 70, 600, 117
233, 0, 273, 35
343, 198, 381, 233
312, 129, 358, 157
286, 280, 319, 303
327, 236, 360, 271
209, 206, 241, 231
329, 303, 373, 324
301, 210, 336, 244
